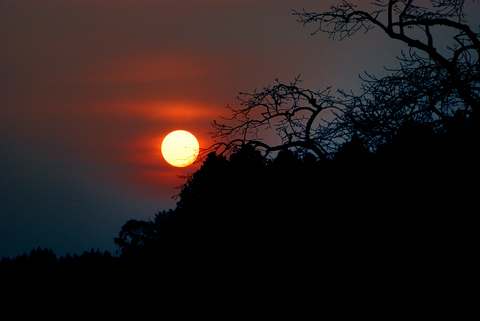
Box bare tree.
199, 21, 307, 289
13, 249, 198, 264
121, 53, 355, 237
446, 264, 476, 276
207, 0, 479, 157
209, 77, 347, 160
294, 0, 479, 149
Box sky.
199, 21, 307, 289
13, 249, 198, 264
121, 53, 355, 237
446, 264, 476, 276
1, 0, 479, 259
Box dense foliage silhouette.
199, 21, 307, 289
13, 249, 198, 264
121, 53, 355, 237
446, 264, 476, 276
111, 113, 476, 293
0, 247, 118, 290
1, 116, 476, 294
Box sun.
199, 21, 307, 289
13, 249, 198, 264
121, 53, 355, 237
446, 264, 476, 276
161, 130, 199, 167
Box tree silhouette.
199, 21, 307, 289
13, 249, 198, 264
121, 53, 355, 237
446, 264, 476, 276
294, 0, 479, 148
209, 1, 478, 157
0, 247, 119, 290
199, 1, 479, 291
210, 78, 346, 159
113, 144, 391, 290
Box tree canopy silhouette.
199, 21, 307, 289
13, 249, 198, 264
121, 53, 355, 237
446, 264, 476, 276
209, 0, 478, 156
181, 0, 479, 293
114, 144, 386, 290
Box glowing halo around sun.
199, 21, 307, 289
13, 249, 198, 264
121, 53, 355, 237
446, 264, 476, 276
161, 130, 200, 167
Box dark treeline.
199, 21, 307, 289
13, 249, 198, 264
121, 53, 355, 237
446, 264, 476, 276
2, 115, 476, 295
0, 247, 118, 288
113, 115, 476, 294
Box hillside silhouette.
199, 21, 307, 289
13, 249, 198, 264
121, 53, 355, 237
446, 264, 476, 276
2, 115, 477, 295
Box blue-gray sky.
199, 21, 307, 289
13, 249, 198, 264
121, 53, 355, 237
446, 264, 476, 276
1, 0, 478, 258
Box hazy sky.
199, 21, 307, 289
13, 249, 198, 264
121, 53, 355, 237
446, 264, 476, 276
1, 0, 478, 258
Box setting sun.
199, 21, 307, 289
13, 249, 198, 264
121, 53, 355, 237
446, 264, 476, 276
161, 130, 199, 167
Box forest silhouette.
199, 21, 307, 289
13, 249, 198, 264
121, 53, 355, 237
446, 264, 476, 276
1, 117, 476, 293
1, 1, 478, 297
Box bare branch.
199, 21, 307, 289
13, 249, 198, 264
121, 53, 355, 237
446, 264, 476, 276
207, 77, 346, 160
294, 0, 479, 114
207, 1, 478, 160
